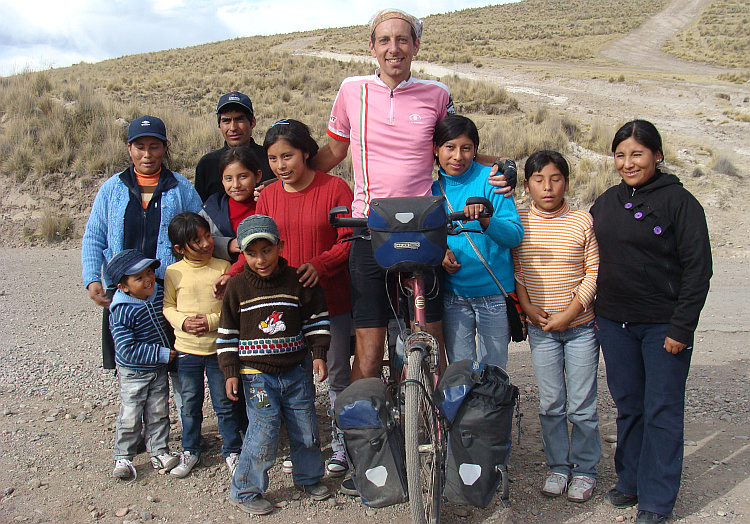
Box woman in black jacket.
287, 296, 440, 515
590, 120, 712, 524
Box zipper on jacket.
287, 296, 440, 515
390, 90, 394, 123
140, 208, 147, 253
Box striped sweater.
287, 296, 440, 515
511, 201, 599, 327
217, 257, 330, 378
109, 283, 172, 370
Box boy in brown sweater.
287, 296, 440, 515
218, 215, 330, 515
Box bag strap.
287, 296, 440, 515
438, 180, 510, 299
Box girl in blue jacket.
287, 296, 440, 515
431, 115, 523, 369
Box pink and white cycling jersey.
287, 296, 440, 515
327, 74, 454, 217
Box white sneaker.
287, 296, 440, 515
226, 453, 240, 478
541, 471, 569, 497
170, 451, 200, 478
150, 453, 179, 471
112, 459, 136, 479
282, 457, 293, 474
567, 475, 596, 503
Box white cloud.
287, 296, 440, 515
0, 0, 512, 76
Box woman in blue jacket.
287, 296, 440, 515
82, 115, 202, 369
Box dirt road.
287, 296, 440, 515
601, 0, 726, 76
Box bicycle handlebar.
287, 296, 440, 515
328, 206, 368, 228
446, 196, 494, 222
329, 197, 494, 229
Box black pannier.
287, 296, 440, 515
333, 378, 408, 507
367, 196, 447, 271
436, 360, 519, 507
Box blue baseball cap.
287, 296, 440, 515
237, 215, 280, 251
217, 91, 254, 116
128, 115, 167, 143
106, 249, 160, 286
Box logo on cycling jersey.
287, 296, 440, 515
408, 114, 422, 123
393, 241, 421, 250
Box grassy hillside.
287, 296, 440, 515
0, 0, 736, 242
664, 0, 750, 69
302, 0, 670, 62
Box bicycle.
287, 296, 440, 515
330, 194, 494, 524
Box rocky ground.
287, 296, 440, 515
0, 248, 748, 524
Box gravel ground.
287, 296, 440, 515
0, 246, 748, 524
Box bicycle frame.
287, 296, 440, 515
329, 195, 494, 524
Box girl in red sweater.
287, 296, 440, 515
257, 119, 354, 477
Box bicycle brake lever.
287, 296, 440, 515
448, 227, 483, 235
340, 233, 371, 243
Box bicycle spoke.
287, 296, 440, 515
404, 349, 443, 524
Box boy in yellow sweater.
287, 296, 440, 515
163, 212, 245, 478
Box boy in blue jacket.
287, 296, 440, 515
107, 249, 179, 479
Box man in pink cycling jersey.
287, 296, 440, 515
313, 8, 510, 382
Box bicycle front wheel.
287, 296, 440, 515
404, 349, 442, 524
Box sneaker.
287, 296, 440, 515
170, 451, 200, 478
340, 476, 358, 496
282, 456, 293, 474
112, 459, 136, 479
604, 487, 638, 508
636, 510, 668, 523
541, 471, 569, 497
327, 450, 349, 477
295, 481, 331, 501
150, 453, 179, 472
226, 453, 240, 478
230, 495, 274, 516
567, 475, 596, 502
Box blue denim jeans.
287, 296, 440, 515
231, 363, 324, 502
114, 365, 171, 460
595, 316, 692, 516
528, 321, 600, 478
443, 292, 510, 370
176, 352, 244, 457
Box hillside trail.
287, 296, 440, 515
601, 0, 726, 76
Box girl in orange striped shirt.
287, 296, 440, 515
511, 150, 600, 503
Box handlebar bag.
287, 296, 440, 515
334, 378, 408, 507
368, 196, 447, 271
436, 360, 519, 507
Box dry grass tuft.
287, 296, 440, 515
712, 156, 742, 178
35, 210, 75, 242
717, 70, 750, 83
571, 157, 620, 205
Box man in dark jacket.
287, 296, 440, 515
194, 91, 274, 201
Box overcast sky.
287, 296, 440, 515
0, 0, 512, 77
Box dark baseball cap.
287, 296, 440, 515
128, 116, 167, 143
237, 215, 280, 251
106, 249, 160, 286
217, 91, 254, 116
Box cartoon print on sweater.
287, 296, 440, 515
259, 311, 286, 335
